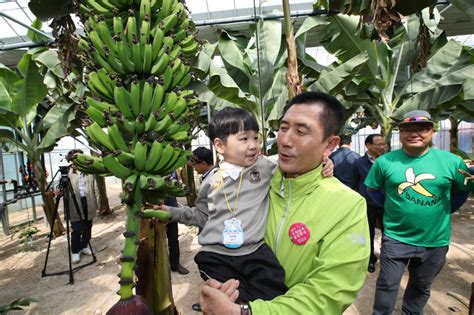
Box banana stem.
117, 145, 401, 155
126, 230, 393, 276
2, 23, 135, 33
118, 185, 142, 300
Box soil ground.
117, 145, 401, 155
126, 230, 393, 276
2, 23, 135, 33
0, 191, 472, 315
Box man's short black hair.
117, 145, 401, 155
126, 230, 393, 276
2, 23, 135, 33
208, 107, 259, 142
192, 147, 213, 165
365, 134, 383, 146
340, 135, 352, 145
283, 91, 344, 140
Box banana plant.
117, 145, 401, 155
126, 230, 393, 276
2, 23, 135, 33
295, 8, 474, 149
74, 0, 202, 313
0, 47, 83, 237
191, 20, 289, 149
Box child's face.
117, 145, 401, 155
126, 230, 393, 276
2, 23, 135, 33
215, 130, 260, 167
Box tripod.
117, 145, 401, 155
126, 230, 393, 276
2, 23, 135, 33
41, 166, 96, 284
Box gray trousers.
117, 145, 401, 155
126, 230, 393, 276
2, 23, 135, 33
373, 234, 448, 315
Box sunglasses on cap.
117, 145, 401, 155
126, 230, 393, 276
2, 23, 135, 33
402, 116, 431, 123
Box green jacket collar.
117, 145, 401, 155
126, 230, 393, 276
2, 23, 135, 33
271, 164, 324, 199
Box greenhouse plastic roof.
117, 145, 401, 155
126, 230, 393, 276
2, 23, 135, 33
0, 0, 473, 66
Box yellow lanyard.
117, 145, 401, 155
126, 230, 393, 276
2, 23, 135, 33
217, 168, 244, 214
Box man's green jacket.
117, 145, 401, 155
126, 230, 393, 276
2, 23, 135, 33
250, 164, 370, 314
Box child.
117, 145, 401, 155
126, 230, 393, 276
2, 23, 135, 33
162, 107, 332, 302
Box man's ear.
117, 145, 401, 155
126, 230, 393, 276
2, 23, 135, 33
324, 135, 340, 156
213, 138, 226, 155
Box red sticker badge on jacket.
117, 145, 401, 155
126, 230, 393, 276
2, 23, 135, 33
288, 223, 310, 245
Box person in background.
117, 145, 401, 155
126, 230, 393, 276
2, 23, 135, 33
66, 150, 99, 264
365, 110, 473, 314
352, 134, 386, 273
329, 134, 360, 187
190, 147, 215, 182
166, 172, 190, 275
199, 91, 370, 314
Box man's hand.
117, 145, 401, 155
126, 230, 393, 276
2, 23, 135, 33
206, 279, 240, 302
322, 157, 334, 178
200, 279, 241, 315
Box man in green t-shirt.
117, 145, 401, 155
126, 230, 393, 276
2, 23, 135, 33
365, 110, 473, 314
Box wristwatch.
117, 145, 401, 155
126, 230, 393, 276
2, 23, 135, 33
240, 304, 251, 315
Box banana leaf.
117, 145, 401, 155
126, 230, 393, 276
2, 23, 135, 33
11, 53, 48, 120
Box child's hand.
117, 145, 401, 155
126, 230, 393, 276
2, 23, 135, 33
321, 156, 334, 178
154, 204, 170, 211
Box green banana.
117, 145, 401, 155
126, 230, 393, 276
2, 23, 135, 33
126, 15, 137, 46
115, 150, 135, 166
150, 52, 170, 75
144, 112, 158, 131
114, 86, 135, 120
154, 114, 172, 133
181, 40, 199, 57
161, 14, 178, 34
149, 83, 165, 113
160, 154, 188, 175
163, 91, 178, 112
85, 0, 113, 18
162, 36, 174, 50
86, 96, 117, 113
157, 148, 180, 175
157, 0, 174, 19
85, 104, 107, 127
174, 29, 187, 42
145, 140, 163, 171
169, 45, 181, 61
168, 131, 190, 142
133, 140, 148, 171
113, 16, 126, 39
96, 69, 115, 95
139, 19, 151, 45
97, 20, 116, 51
171, 63, 186, 89
171, 96, 187, 117
139, 0, 151, 23
151, 27, 164, 60
130, 81, 142, 116
86, 122, 115, 151
88, 72, 113, 102
142, 44, 153, 74
88, 31, 107, 57
116, 41, 136, 73
177, 72, 192, 88
162, 65, 173, 91
180, 34, 194, 48
103, 154, 133, 178
131, 41, 143, 73
108, 124, 129, 151
78, 38, 91, 51
176, 18, 190, 35
135, 114, 146, 134
167, 122, 189, 136
124, 173, 139, 193
141, 209, 170, 221
144, 174, 165, 190
151, 143, 174, 173
141, 80, 154, 116
90, 50, 115, 74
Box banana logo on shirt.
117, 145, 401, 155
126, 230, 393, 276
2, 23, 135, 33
398, 168, 436, 198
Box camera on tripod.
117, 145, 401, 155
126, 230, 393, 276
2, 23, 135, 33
42, 163, 96, 284
59, 165, 69, 176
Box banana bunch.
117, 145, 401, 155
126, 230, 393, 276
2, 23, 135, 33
76, 0, 203, 310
